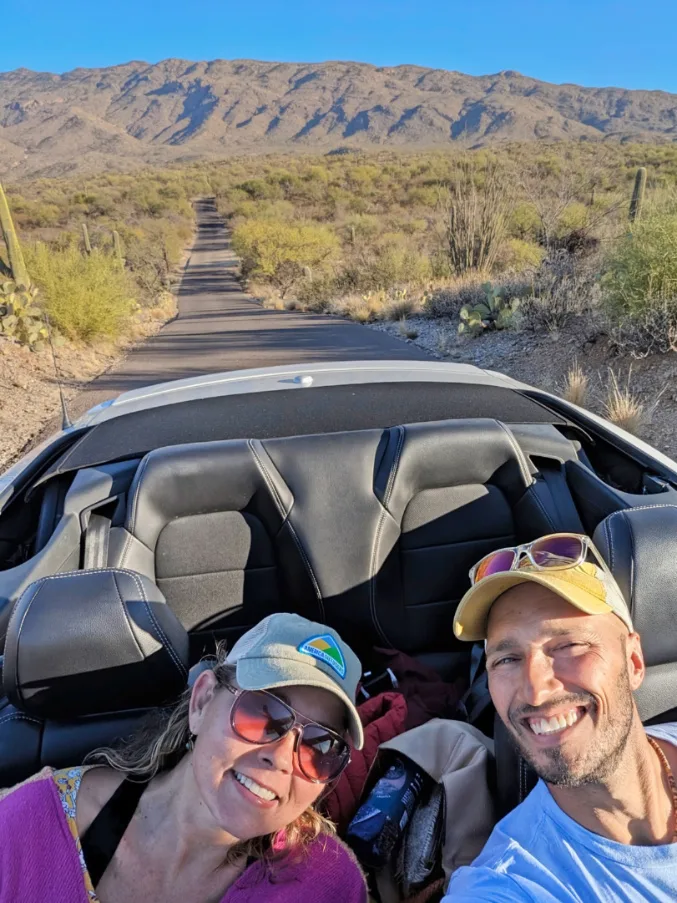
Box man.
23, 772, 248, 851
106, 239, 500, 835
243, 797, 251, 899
444, 533, 677, 902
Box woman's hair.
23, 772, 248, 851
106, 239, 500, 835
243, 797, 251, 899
86, 644, 335, 863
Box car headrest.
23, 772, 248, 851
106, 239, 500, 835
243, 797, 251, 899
594, 505, 677, 722
3, 569, 189, 719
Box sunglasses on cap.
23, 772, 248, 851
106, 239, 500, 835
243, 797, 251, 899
226, 685, 351, 783
469, 533, 609, 584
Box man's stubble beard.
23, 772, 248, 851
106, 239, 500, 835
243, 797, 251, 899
509, 668, 636, 788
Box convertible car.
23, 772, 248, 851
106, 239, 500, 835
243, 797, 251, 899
1, 359, 676, 823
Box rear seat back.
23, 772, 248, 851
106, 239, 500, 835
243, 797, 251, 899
108, 440, 322, 651
109, 419, 567, 662
371, 420, 561, 657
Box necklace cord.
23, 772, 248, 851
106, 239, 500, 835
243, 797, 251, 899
647, 735, 677, 843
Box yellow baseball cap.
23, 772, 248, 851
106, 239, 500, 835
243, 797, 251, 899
453, 561, 633, 642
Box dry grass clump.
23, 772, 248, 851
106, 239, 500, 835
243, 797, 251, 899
381, 293, 421, 321
397, 317, 419, 340
329, 293, 383, 323
603, 369, 646, 435
435, 329, 454, 357
424, 274, 490, 318
561, 361, 589, 407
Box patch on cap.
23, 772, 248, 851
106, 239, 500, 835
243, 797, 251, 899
298, 634, 346, 679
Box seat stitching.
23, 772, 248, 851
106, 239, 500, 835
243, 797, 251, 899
8, 568, 187, 678
7, 581, 49, 710
111, 571, 146, 663
627, 516, 636, 613
121, 454, 153, 566
606, 503, 677, 517
0, 713, 43, 727
495, 421, 533, 486
383, 426, 405, 509
247, 440, 325, 621
158, 565, 278, 579
603, 515, 615, 572
370, 427, 405, 646
126, 571, 187, 678
603, 505, 677, 577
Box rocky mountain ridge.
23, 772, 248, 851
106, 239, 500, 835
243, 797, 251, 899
2, 57, 676, 178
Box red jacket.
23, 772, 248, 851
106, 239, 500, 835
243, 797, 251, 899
324, 691, 408, 833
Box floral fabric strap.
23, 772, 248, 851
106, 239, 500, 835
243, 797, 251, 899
53, 766, 99, 901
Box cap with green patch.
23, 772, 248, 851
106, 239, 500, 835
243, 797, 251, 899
226, 613, 364, 749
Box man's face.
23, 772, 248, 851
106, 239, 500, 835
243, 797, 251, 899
486, 583, 645, 786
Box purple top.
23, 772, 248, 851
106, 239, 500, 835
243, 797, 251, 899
0, 769, 367, 903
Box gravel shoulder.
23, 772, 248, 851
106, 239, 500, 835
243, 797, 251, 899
369, 316, 677, 460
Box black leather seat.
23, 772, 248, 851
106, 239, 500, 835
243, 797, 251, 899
0, 569, 189, 788
494, 504, 677, 816
370, 419, 565, 659
109, 419, 568, 668
108, 439, 322, 655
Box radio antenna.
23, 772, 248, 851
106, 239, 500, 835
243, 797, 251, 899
43, 312, 72, 430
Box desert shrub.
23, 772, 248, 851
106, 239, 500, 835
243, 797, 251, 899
24, 244, 136, 341
424, 273, 495, 318
602, 212, 677, 323
294, 274, 338, 311
556, 202, 590, 236
608, 302, 677, 358
522, 250, 601, 332
496, 238, 544, 272
233, 219, 339, 296
509, 202, 541, 240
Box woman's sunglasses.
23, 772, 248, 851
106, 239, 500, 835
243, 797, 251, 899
470, 533, 609, 584
225, 685, 351, 784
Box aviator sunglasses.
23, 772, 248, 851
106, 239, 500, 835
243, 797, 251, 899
225, 685, 351, 783
469, 533, 609, 584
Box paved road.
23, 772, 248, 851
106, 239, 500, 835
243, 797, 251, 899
67, 199, 430, 421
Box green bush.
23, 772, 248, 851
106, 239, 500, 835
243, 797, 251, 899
602, 213, 677, 322
497, 238, 545, 272
24, 244, 136, 341
233, 219, 339, 296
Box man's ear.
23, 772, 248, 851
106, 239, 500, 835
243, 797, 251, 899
188, 669, 218, 736
626, 631, 645, 691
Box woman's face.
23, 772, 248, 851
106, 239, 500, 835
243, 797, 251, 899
188, 672, 347, 841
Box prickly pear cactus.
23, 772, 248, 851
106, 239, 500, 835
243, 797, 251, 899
458, 282, 518, 336
0, 280, 48, 347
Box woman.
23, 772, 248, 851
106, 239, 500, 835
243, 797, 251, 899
0, 612, 368, 903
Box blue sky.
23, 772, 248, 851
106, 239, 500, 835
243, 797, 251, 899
3, 0, 677, 94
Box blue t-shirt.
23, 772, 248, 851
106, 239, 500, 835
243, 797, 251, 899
445, 723, 677, 902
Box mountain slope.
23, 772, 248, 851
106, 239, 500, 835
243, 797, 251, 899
2, 58, 676, 178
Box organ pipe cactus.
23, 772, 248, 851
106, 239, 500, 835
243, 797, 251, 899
629, 167, 647, 223
0, 181, 30, 288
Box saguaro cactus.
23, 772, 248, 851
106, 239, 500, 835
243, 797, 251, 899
0, 181, 30, 288
629, 167, 647, 223
82, 222, 92, 255
112, 229, 124, 266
